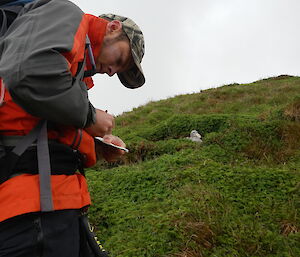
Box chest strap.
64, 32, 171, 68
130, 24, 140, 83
0, 120, 54, 212
37, 120, 53, 212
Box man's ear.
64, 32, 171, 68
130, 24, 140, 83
106, 20, 123, 34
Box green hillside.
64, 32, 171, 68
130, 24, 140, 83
87, 75, 300, 257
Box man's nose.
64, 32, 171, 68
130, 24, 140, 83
107, 66, 116, 77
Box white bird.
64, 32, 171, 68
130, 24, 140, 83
186, 130, 202, 143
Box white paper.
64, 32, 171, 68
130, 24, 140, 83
95, 137, 129, 153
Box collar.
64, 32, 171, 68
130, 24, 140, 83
86, 14, 108, 65
83, 15, 108, 88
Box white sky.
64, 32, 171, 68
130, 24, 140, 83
70, 0, 300, 115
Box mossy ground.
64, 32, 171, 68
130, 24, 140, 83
87, 75, 300, 257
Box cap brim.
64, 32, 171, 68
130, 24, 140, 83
117, 41, 145, 89
117, 58, 145, 89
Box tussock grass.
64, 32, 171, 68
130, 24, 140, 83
88, 75, 300, 256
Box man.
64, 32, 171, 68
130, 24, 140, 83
0, 0, 145, 256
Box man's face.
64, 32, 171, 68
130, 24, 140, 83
96, 29, 133, 77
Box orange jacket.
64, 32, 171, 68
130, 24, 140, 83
0, 1, 108, 222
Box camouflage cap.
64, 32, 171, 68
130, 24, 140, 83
99, 14, 145, 89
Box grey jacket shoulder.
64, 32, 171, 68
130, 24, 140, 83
0, 0, 94, 128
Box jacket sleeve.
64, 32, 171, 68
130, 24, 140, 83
7, 49, 96, 128
0, 0, 95, 128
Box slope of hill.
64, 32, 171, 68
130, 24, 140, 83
87, 75, 300, 257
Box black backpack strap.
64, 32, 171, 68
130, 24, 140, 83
74, 36, 88, 81
84, 35, 97, 78
79, 213, 110, 257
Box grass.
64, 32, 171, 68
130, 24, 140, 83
86, 75, 300, 257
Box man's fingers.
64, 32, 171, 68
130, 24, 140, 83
85, 109, 115, 137
103, 135, 126, 147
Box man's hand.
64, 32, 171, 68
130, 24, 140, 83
95, 135, 127, 162
85, 109, 114, 137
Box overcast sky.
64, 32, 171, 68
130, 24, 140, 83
70, 0, 300, 115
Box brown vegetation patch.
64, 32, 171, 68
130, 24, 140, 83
280, 220, 299, 236
244, 137, 274, 161
279, 123, 300, 160
170, 184, 224, 257
184, 221, 215, 249
172, 249, 203, 257
171, 221, 214, 257
284, 100, 300, 121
